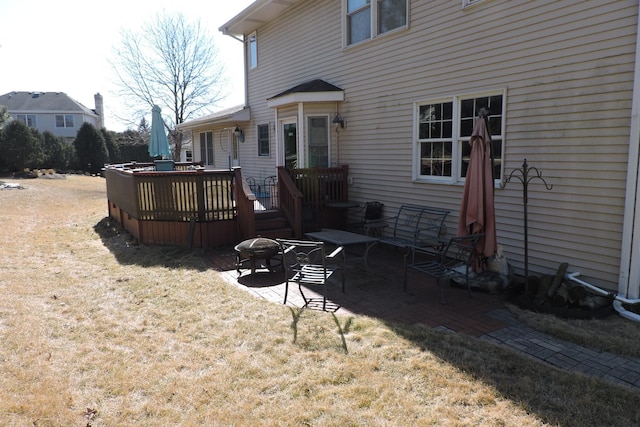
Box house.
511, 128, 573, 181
0, 91, 103, 142
176, 0, 640, 300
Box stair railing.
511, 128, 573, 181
233, 167, 256, 240
277, 166, 304, 238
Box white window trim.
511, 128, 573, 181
199, 131, 214, 166
257, 123, 270, 157
55, 114, 74, 128
248, 31, 257, 70
343, 0, 409, 48
412, 89, 506, 184
306, 114, 331, 168
17, 114, 37, 128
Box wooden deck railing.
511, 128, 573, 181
104, 163, 350, 245
105, 163, 238, 247
278, 165, 349, 236
277, 166, 304, 238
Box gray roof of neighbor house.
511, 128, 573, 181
0, 91, 97, 116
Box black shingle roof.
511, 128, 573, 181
268, 79, 343, 100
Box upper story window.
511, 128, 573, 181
414, 91, 505, 184
257, 124, 270, 156
17, 114, 36, 128
248, 32, 257, 69
346, 0, 408, 46
55, 114, 74, 128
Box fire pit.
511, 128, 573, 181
234, 237, 283, 276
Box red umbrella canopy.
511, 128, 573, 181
457, 116, 497, 270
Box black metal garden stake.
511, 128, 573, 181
502, 159, 553, 277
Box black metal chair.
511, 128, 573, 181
277, 238, 344, 311
349, 201, 384, 236
404, 234, 484, 304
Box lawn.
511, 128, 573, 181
0, 175, 639, 426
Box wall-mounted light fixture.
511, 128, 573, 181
332, 113, 345, 129
234, 126, 245, 143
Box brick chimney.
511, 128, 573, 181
94, 93, 104, 129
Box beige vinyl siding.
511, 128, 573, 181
244, 0, 637, 288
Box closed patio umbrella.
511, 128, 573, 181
457, 110, 497, 272
149, 105, 171, 159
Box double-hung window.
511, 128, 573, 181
55, 114, 74, 128
257, 124, 270, 157
17, 114, 36, 128
199, 131, 214, 166
346, 0, 408, 46
415, 91, 504, 183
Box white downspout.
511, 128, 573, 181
568, 272, 640, 323
619, 0, 640, 301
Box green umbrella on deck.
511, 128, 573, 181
148, 105, 171, 159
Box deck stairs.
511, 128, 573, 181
254, 210, 294, 239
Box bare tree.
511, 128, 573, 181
111, 12, 226, 160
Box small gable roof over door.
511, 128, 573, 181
267, 79, 344, 108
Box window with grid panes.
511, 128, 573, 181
257, 124, 270, 156
416, 92, 504, 183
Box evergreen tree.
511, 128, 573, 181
0, 120, 43, 172
73, 122, 108, 174
42, 131, 72, 170
100, 128, 120, 164
0, 106, 10, 129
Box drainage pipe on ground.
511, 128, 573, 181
566, 272, 640, 323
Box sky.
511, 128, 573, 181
0, 0, 255, 131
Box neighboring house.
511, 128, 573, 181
177, 0, 640, 299
0, 91, 103, 142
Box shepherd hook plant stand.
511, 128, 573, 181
502, 159, 553, 277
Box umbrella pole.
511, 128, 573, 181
503, 159, 553, 278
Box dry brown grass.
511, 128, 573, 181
1, 175, 639, 426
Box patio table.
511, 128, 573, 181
305, 228, 378, 269
325, 200, 360, 229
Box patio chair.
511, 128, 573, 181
404, 233, 484, 304
277, 238, 345, 311
348, 201, 385, 236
